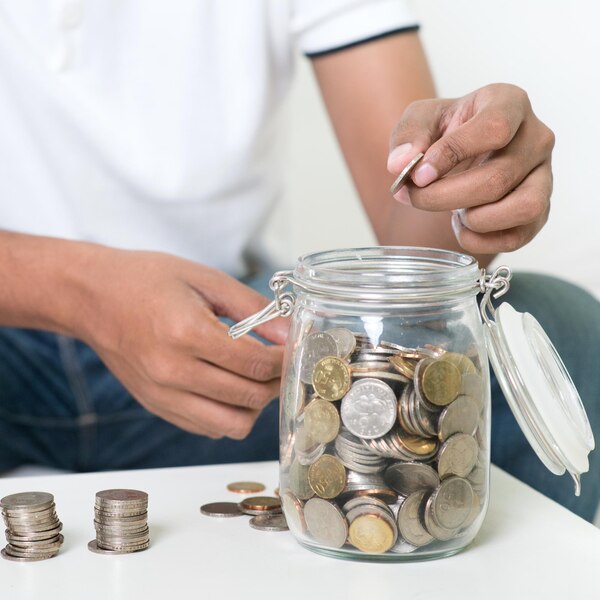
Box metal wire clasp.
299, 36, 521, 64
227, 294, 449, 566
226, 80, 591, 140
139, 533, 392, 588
479, 266, 512, 326
228, 270, 296, 339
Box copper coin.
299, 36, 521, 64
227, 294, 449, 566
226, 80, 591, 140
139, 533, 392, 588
226, 482, 266, 494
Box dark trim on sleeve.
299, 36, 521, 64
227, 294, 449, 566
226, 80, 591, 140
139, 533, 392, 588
305, 24, 420, 59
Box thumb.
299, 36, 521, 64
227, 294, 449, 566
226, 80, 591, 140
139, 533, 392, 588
387, 98, 451, 177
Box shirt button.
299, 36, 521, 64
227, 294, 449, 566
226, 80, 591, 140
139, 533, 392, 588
61, 1, 83, 30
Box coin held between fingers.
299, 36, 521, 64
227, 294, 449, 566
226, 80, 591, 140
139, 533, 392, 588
389, 152, 424, 196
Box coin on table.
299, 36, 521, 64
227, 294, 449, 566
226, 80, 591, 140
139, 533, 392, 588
437, 433, 479, 478
288, 459, 315, 500
239, 496, 282, 516
340, 379, 397, 440
389, 152, 425, 195
299, 332, 338, 384
348, 514, 396, 554
439, 352, 477, 375
396, 490, 434, 547
304, 398, 340, 444
437, 394, 480, 441
200, 502, 243, 517
421, 359, 461, 406
384, 462, 440, 496
430, 476, 474, 530
0, 492, 54, 512
304, 498, 348, 548
249, 514, 289, 532
308, 455, 347, 499
226, 482, 266, 494
327, 328, 357, 359
312, 356, 351, 401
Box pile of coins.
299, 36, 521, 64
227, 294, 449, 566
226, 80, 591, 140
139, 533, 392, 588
200, 481, 288, 532
1, 492, 64, 562
280, 328, 486, 555
88, 489, 150, 555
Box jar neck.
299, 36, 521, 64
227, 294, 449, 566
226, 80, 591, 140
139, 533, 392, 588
292, 247, 481, 303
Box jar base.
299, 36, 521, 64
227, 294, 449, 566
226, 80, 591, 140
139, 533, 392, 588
299, 540, 471, 563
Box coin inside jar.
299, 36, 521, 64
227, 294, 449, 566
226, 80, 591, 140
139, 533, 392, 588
312, 356, 351, 401
327, 327, 357, 359
304, 398, 340, 443
299, 332, 338, 384
437, 433, 478, 478
421, 359, 462, 407
348, 514, 396, 554
308, 455, 347, 499
304, 498, 348, 549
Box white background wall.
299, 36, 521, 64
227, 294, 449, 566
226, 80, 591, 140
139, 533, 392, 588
264, 0, 600, 298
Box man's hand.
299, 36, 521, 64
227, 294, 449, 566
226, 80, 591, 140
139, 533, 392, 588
79, 249, 288, 439
387, 83, 555, 255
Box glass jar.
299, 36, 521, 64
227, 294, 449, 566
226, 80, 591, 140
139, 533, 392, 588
229, 247, 594, 562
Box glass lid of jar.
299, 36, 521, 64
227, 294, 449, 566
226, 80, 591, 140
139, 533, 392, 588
481, 268, 595, 496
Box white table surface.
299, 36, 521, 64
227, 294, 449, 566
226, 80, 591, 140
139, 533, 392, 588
1, 462, 599, 600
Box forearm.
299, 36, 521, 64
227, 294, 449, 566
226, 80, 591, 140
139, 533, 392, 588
312, 33, 496, 267
0, 230, 102, 336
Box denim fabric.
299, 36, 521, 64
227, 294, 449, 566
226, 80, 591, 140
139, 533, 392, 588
0, 271, 598, 521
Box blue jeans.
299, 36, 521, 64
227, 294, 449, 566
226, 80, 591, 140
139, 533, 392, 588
0, 272, 599, 522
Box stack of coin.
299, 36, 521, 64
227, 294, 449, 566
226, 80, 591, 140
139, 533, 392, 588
88, 489, 149, 554
279, 328, 487, 556
1, 492, 64, 562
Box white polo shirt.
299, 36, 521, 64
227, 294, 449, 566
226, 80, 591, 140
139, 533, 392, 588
0, 0, 417, 276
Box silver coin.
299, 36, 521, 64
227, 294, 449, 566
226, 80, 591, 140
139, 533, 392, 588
430, 476, 474, 530
249, 514, 289, 532
299, 332, 337, 384
384, 462, 440, 496
389, 538, 419, 554
438, 395, 480, 441
304, 498, 348, 549
88, 539, 149, 554
438, 433, 479, 478
327, 328, 357, 359
288, 459, 314, 500
459, 492, 483, 530
1, 547, 56, 562
423, 495, 457, 541
96, 489, 148, 504
0, 492, 54, 512
460, 373, 485, 400
342, 495, 392, 515
5, 525, 62, 542
396, 490, 433, 547
341, 379, 397, 440
199, 502, 243, 517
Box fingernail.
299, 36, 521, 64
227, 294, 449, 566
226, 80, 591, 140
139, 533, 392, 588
387, 143, 413, 173
413, 162, 438, 187
393, 187, 412, 206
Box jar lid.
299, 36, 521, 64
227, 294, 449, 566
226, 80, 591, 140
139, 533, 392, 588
484, 302, 595, 495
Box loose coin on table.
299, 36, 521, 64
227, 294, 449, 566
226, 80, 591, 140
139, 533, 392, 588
227, 481, 266, 494
239, 496, 282, 516
200, 502, 244, 518
249, 514, 289, 532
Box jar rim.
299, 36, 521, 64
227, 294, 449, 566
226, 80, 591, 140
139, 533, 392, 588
293, 247, 480, 301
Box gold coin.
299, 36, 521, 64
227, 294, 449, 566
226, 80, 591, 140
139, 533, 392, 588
348, 514, 395, 554
308, 455, 347, 499
239, 496, 281, 512
440, 352, 477, 375
389, 355, 416, 378
304, 398, 340, 443
312, 356, 351, 401
396, 428, 438, 456
422, 359, 461, 406
227, 481, 266, 494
